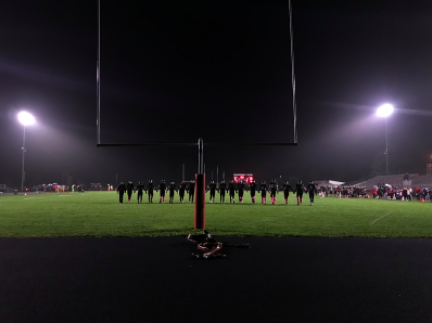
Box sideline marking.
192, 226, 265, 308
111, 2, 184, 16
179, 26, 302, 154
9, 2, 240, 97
371, 211, 393, 225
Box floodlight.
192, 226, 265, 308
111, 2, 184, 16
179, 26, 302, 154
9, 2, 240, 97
376, 104, 394, 118
375, 104, 394, 175
17, 111, 36, 193
18, 111, 35, 126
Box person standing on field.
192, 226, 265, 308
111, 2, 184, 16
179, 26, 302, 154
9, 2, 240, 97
168, 182, 178, 203
237, 180, 245, 203
179, 181, 186, 203
258, 181, 269, 204
147, 180, 155, 203
207, 181, 217, 203
281, 181, 294, 205
126, 181, 134, 203
136, 181, 145, 204
307, 181, 317, 206
269, 179, 278, 205
249, 180, 257, 204
295, 180, 305, 205
158, 180, 167, 203
117, 181, 126, 203
218, 180, 227, 203
188, 180, 195, 203
228, 180, 236, 203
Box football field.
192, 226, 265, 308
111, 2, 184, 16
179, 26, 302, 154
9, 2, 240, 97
0, 191, 431, 238
2, 192, 432, 323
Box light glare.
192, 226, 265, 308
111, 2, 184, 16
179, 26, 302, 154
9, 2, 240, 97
18, 111, 35, 126
376, 104, 394, 117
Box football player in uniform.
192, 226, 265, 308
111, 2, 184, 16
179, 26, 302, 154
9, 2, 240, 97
168, 182, 178, 203
258, 181, 269, 204
307, 181, 317, 206
188, 180, 195, 203
295, 180, 305, 205
281, 181, 294, 205
228, 180, 236, 203
146, 180, 155, 203
116, 180, 126, 203
135, 181, 145, 204
207, 180, 217, 203
126, 180, 134, 203
237, 180, 246, 203
218, 180, 227, 203
269, 179, 278, 205
249, 180, 257, 204
179, 181, 186, 203
158, 180, 167, 203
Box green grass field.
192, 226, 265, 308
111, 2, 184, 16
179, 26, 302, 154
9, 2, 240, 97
0, 191, 431, 238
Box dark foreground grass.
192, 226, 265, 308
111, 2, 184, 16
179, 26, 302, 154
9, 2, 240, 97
0, 192, 431, 238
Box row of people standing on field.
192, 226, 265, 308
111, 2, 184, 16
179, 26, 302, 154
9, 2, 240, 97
117, 179, 319, 206
116, 180, 196, 203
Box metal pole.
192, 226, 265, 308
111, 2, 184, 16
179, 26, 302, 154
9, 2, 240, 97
195, 138, 205, 229
289, 0, 297, 144
385, 117, 389, 175
198, 138, 203, 174
21, 126, 26, 192
96, 0, 101, 145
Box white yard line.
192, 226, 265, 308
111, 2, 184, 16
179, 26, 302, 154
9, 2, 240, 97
370, 211, 394, 225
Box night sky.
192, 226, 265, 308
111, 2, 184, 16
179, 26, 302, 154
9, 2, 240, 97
1, 0, 431, 188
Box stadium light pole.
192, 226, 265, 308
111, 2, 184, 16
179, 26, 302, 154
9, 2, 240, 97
376, 104, 394, 175
17, 111, 36, 192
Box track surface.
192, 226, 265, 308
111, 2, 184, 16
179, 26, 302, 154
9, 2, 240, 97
1, 237, 432, 323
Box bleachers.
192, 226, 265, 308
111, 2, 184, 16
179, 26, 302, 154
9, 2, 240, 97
353, 174, 420, 190
411, 174, 432, 188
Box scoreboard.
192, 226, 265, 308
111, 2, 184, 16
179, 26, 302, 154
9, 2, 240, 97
233, 174, 254, 183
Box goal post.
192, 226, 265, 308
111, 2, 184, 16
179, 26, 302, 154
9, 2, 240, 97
95, 0, 299, 231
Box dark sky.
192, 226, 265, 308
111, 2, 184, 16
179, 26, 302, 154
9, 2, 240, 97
1, 0, 431, 187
